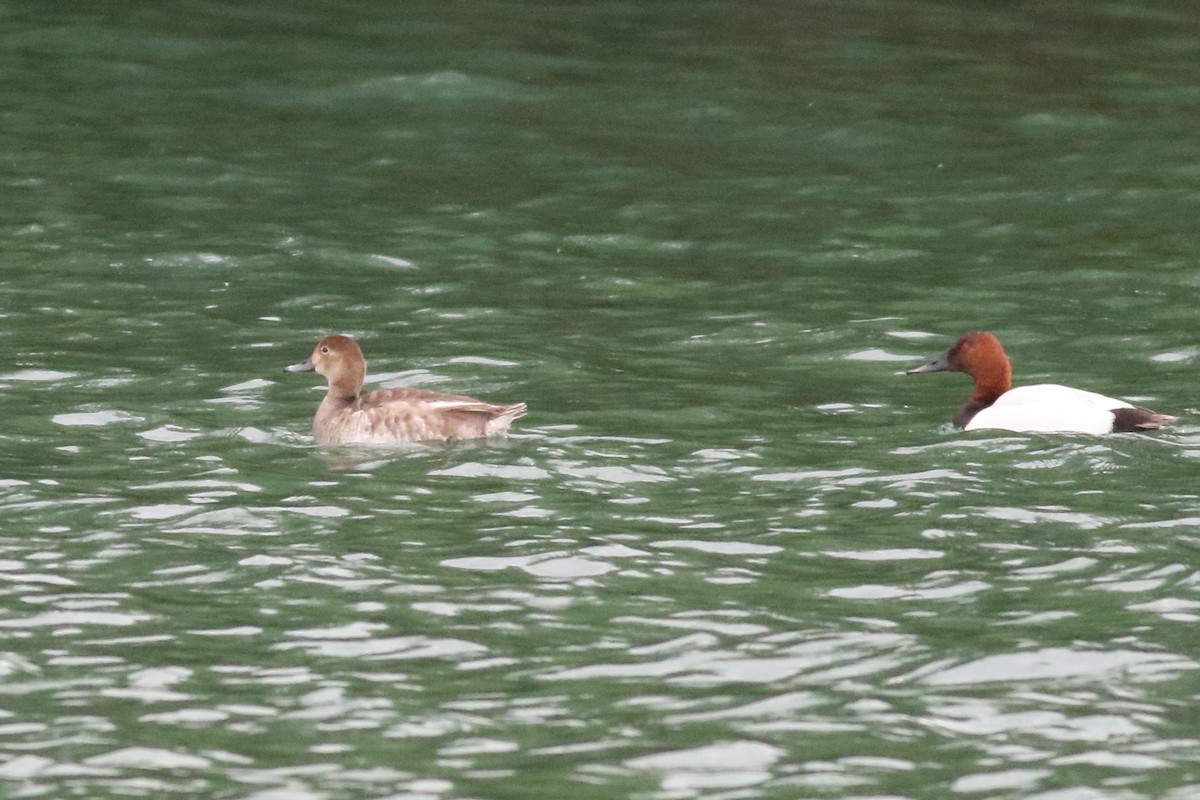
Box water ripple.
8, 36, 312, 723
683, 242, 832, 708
920, 648, 1197, 686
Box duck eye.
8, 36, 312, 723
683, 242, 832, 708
320, 346, 330, 354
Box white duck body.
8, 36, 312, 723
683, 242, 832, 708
965, 384, 1136, 434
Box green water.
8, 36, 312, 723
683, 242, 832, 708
2, 1, 1199, 798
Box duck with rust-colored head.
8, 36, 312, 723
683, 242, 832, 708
907, 331, 1172, 434
286, 334, 527, 445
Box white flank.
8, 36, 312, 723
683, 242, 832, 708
965, 384, 1129, 434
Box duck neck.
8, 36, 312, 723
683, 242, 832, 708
325, 365, 364, 404
325, 386, 359, 405
969, 360, 1011, 407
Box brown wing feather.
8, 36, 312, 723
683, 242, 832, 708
351, 389, 526, 442
358, 387, 481, 408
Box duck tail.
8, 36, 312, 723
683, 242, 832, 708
1113, 406, 1173, 432
486, 402, 528, 435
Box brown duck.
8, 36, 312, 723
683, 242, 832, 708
286, 334, 526, 444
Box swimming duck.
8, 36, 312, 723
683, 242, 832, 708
906, 331, 1171, 434
286, 334, 527, 444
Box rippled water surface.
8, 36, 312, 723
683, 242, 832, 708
2, 1, 1200, 798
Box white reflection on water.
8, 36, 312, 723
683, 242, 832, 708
2, 369, 77, 382
52, 410, 142, 426
1011, 557, 1097, 578
691, 448, 755, 462
87, 746, 212, 769
543, 632, 914, 686
1127, 598, 1200, 623
277, 633, 486, 661
431, 462, 551, 480
624, 740, 782, 793
554, 462, 673, 484
613, 614, 767, 637
138, 425, 202, 442
978, 506, 1113, 530
163, 508, 277, 537
823, 548, 942, 561
827, 579, 990, 601
130, 504, 194, 520
951, 769, 1051, 794
220, 378, 275, 393
752, 467, 977, 494
752, 467, 872, 483
925, 704, 1146, 740
652, 540, 780, 555
129, 479, 263, 493
0, 610, 153, 628
666, 691, 821, 723
921, 647, 1196, 686
443, 553, 617, 580
845, 347, 916, 362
